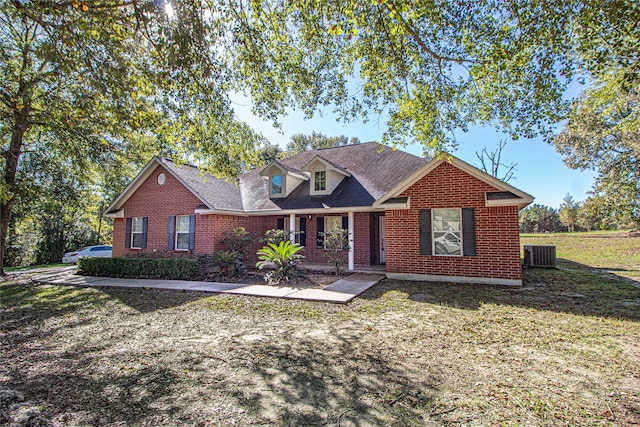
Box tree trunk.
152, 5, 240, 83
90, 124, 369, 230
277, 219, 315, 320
1, 112, 28, 274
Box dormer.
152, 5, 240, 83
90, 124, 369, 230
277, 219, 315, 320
301, 155, 352, 196
260, 161, 308, 198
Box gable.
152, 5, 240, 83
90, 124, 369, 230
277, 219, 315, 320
375, 156, 533, 209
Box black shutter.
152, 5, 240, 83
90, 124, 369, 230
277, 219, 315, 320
276, 217, 284, 230
188, 215, 196, 251
168, 216, 175, 250
462, 208, 476, 256
299, 217, 306, 247
342, 216, 348, 230
419, 209, 432, 255
141, 217, 148, 249
125, 218, 132, 249
316, 217, 324, 248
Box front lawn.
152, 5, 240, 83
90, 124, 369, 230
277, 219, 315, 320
1, 232, 638, 426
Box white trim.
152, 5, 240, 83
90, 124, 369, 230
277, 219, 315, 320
131, 216, 144, 250
300, 155, 351, 177
104, 209, 124, 218
374, 155, 534, 209
289, 213, 296, 244
348, 211, 354, 271
195, 206, 385, 216
386, 272, 523, 286
175, 215, 190, 251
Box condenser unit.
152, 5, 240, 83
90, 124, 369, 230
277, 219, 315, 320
523, 245, 556, 267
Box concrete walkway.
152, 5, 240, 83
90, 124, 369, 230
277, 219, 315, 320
32, 269, 385, 304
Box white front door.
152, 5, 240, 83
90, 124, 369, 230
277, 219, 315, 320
379, 216, 386, 263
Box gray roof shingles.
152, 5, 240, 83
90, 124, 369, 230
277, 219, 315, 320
163, 143, 428, 213
239, 142, 429, 211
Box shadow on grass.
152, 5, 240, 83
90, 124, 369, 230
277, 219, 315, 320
224, 332, 438, 425
0, 283, 209, 333
360, 258, 640, 321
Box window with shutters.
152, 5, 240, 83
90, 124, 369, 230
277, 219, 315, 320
432, 208, 462, 256
324, 216, 345, 249
175, 215, 191, 250
283, 217, 301, 244
131, 217, 145, 249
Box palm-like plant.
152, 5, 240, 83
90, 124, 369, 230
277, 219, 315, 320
256, 240, 305, 285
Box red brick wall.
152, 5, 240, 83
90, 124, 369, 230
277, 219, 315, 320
113, 164, 216, 257
112, 164, 377, 266
386, 161, 522, 281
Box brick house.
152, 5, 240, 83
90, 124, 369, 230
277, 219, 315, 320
105, 142, 533, 285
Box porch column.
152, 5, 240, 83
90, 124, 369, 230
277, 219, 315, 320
348, 211, 354, 271
289, 213, 296, 243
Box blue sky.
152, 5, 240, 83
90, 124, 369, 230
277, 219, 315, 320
231, 95, 595, 209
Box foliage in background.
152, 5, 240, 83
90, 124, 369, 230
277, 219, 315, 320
78, 257, 199, 280
286, 132, 360, 155
558, 194, 580, 233
321, 229, 350, 275
554, 69, 639, 227
519, 205, 563, 233
256, 240, 305, 285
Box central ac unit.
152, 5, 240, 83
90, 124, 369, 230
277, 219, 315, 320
523, 244, 556, 267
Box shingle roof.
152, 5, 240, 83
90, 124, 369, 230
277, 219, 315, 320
239, 142, 429, 211
158, 158, 244, 211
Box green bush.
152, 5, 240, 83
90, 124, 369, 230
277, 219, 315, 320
256, 240, 305, 285
78, 257, 199, 280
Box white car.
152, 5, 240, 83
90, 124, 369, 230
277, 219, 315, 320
62, 245, 112, 264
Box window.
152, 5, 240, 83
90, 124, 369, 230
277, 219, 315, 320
131, 217, 145, 249
175, 215, 191, 250
323, 216, 345, 249
314, 171, 326, 191
432, 208, 462, 256
283, 217, 302, 244
271, 175, 283, 195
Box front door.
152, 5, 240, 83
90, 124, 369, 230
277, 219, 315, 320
379, 216, 386, 263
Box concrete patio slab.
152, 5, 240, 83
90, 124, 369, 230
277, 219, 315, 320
285, 289, 356, 303
224, 285, 300, 297
323, 273, 385, 294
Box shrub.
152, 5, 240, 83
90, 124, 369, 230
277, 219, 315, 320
321, 229, 350, 275
221, 227, 256, 259
260, 228, 290, 245
213, 250, 243, 276
256, 240, 305, 285
78, 257, 199, 280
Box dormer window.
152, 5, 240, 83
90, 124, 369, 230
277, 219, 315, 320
314, 171, 326, 191
271, 175, 283, 195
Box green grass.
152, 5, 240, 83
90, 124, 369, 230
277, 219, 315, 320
1, 231, 638, 426
521, 230, 640, 279
4, 262, 67, 272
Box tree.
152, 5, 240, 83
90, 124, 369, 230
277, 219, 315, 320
475, 140, 517, 182
558, 194, 579, 232
0, 0, 267, 272
321, 229, 350, 275
554, 69, 640, 228
519, 205, 562, 233
286, 132, 360, 155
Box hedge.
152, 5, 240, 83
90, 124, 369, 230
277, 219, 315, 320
78, 257, 200, 280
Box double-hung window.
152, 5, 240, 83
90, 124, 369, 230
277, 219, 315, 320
432, 208, 462, 256
175, 215, 191, 250
314, 171, 326, 191
131, 217, 145, 249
